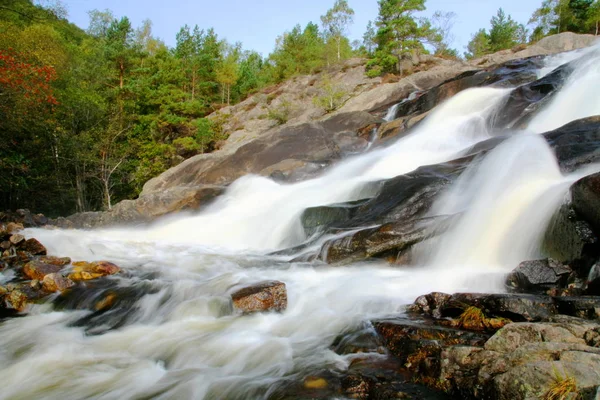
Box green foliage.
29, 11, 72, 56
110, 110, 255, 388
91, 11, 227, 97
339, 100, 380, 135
529, 0, 599, 39
267, 100, 293, 125
465, 8, 526, 59
313, 74, 347, 112
488, 8, 526, 52
320, 0, 355, 62
367, 0, 435, 76
465, 29, 491, 59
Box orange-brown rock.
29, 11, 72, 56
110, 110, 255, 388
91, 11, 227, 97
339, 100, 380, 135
42, 273, 75, 292
38, 256, 71, 266
68, 261, 121, 281
23, 260, 65, 281
20, 238, 47, 255
231, 281, 287, 313
6, 222, 24, 234
9, 234, 25, 245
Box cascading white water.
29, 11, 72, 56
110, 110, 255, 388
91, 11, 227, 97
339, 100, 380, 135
35, 87, 509, 254
528, 45, 600, 133
383, 102, 401, 122
382, 91, 420, 122
419, 135, 600, 270
2, 45, 600, 400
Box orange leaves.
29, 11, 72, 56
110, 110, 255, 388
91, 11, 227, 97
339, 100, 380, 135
0, 49, 59, 108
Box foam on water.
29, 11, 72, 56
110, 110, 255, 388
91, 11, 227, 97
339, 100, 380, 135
2, 42, 600, 400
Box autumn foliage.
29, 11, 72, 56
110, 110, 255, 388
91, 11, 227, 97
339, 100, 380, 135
0, 48, 58, 110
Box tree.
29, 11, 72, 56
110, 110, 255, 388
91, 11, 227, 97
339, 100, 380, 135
362, 20, 377, 55
465, 29, 491, 59
105, 16, 136, 90
87, 9, 114, 38
587, 0, 600, 35
368, 0, 435, 76
430, 11, 457, 56
313, 74, 347, 112
488, 8, 525, 52
216, 44, 240, 105
320, 0, 355, 62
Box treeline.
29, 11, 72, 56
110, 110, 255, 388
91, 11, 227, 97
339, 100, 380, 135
1, 0, 598, 217
0, 0, 361, 216
465, 0, 600, 59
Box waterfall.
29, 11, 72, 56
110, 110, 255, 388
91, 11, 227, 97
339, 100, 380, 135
3, 45, 600, 400
528, 46, 600, 133
383, 102, 400, 122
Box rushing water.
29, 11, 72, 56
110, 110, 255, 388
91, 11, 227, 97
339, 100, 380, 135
1, 46, 600, 399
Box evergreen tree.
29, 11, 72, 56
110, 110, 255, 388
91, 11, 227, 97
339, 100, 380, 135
488, 8, 526, 52
465, 29, 491, 59
367, 0, 435, 76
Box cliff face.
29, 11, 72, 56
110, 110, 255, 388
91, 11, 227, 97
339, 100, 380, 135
65, 33, 598, 228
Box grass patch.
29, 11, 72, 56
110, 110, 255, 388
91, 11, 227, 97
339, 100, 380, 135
542, 369, 581, 400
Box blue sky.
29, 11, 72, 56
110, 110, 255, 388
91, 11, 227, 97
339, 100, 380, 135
60, 0, 541, 56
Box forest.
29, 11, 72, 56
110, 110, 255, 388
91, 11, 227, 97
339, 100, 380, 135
1, 0, 599, 216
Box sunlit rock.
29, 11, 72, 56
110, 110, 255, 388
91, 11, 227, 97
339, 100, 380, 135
68, 261, 121, 281
19, 238, 47, 255
23, 260, 65, 281
231, 281, 287, 313
42, 273, 75, 292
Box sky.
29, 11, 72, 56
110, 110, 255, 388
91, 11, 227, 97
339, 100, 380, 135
59, 0, 542, 57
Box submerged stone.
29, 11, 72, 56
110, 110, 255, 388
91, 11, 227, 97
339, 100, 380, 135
231, 281, 287, 313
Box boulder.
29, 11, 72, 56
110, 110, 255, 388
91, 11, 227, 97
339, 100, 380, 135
321, 216, 444, 265
543, 116, 600, 173
572, 172, 600, 235
19, 238, 47, 255
9, 234, 24, 245
65, 185, 225, 228
68, 261, 121, 281
506, 259, 572, 293
42, 273, 75, 292
541, 203, 598, 273
23, 260, 66, 281
231, 281, 287, 313
411, 292, 559, 322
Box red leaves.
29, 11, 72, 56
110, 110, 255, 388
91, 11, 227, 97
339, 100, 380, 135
0, 49, 59, 108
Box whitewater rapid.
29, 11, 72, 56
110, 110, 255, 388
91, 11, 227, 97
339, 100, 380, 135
1, 44, 599, 399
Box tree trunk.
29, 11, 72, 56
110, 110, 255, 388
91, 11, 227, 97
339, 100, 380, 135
103, 179, 112, 211
337, 36, 341, 61
75, 164, 85, 213
119, 61, 124, 89
227, 84, 230, 105
596, 20, 598, 36
192, 69, 196, 101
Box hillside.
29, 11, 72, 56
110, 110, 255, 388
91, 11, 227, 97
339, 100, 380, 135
62, 32, 598, 227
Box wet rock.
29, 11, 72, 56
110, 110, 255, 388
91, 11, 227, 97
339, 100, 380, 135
23, 260, 65, 281
9, 234, 25, 245
553, 296, 600, 320
506, 258, 572, 293
303, 377, 328, 390
231, 281, 287, 313
322, 217, 441, 264
4, 283, 45, 312
373, 319, 490, 365
544, 116, 600, 173
38, 256, 71, 266
301, 200, 368, 237
42, 273, 75, 292
412, 292, 560, 322
572, 172, 600, 236
19, 238, 47, 255
542, 203, 598, 274
6, 222, 24, 234
0, 241, 10, 250
68, 261, 121, 281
